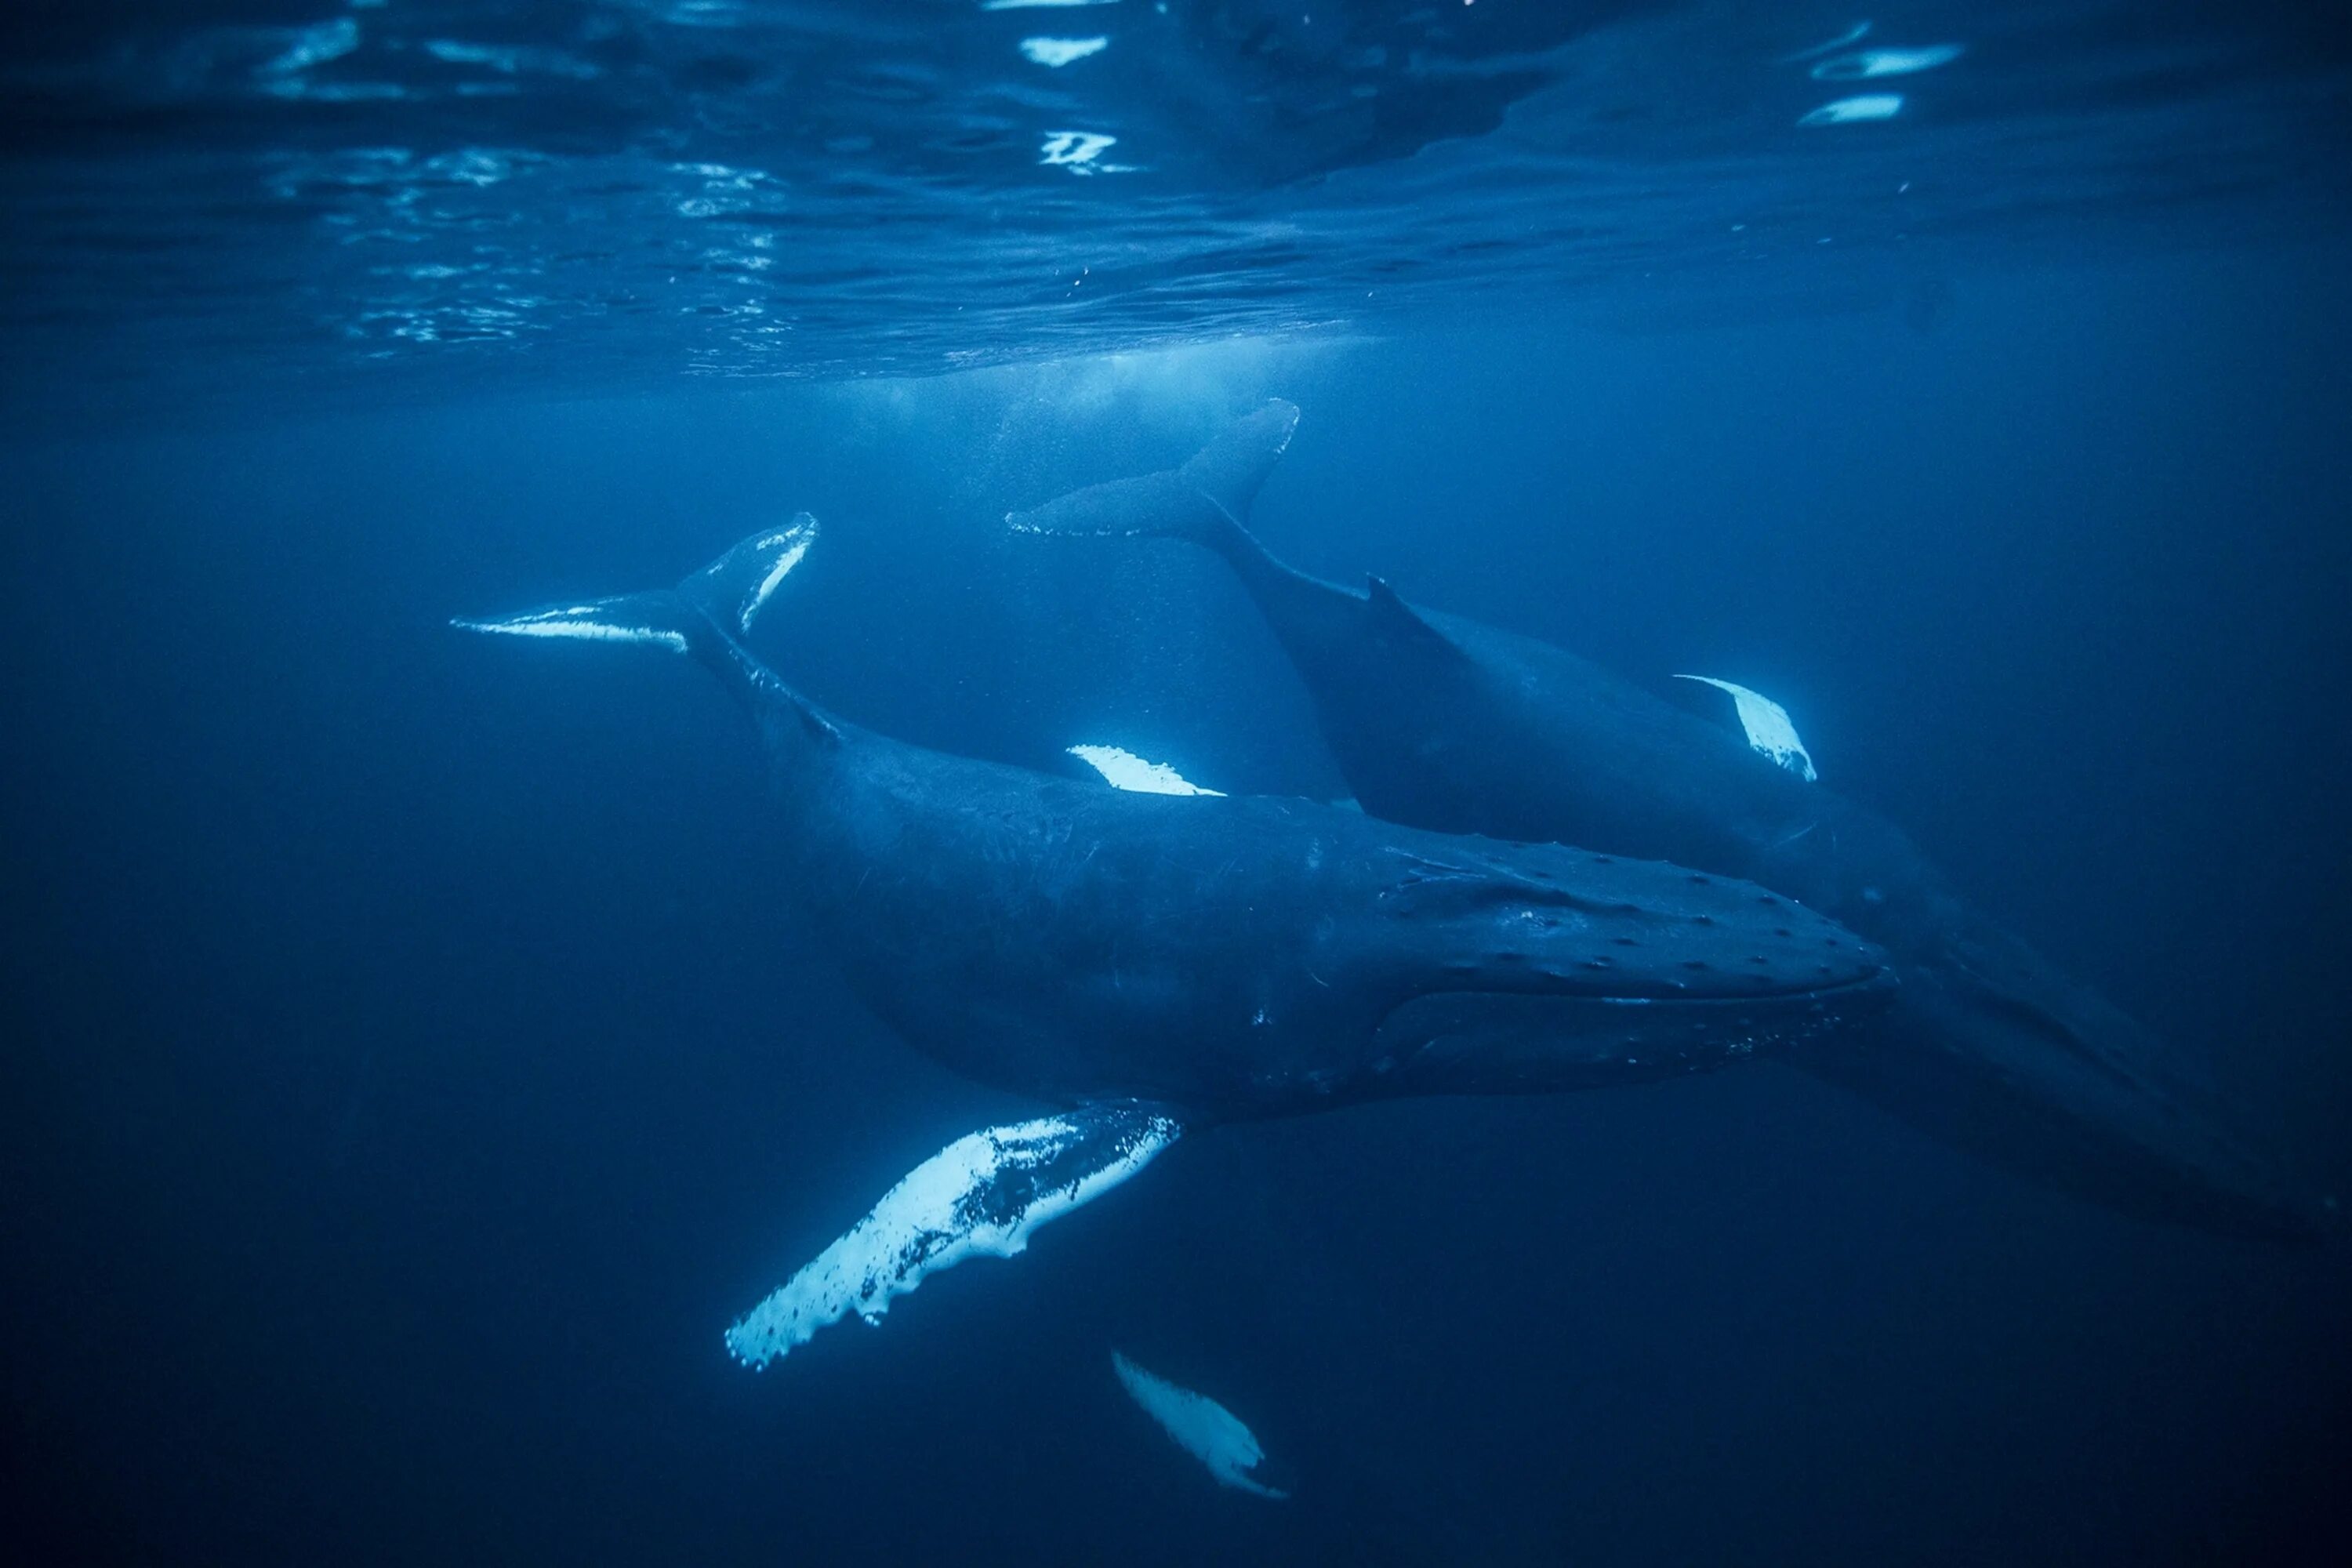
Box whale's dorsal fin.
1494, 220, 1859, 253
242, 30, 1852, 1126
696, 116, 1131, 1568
1363, 576, 1468, 661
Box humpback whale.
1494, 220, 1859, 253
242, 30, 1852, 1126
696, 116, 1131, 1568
458, 519, 1893, 1363
1009, 402, 2322, 1243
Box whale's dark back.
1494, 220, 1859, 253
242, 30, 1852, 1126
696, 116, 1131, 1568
767, 721, 1889, 1119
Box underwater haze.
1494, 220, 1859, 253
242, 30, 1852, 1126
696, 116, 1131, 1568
3, 3, 2350, 1565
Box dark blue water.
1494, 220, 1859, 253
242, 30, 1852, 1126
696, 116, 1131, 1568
5, 4, 2350, 1564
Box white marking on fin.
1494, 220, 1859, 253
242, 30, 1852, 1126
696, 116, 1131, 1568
451, 610, 687, 652
1112, 1352, 1288, 1500
1674, 675, 1819, 782
1799, 93, 1904, 125
1068, 745, 1225, 797
724, 1110, 1180, 1370
1811, 44, 1962, 80
1039, 130, 1128, 173
742, 532, 811, 633
1020, 36, 1109, 67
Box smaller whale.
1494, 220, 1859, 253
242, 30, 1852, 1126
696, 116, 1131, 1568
458, 519, 1893, 1367
1113, 1351, 1289, 1499
1010, 402, 2324, 1243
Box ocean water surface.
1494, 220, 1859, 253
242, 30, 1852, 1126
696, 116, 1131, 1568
3, 3, 2349, 1564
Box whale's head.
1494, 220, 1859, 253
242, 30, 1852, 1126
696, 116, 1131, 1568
1347, 842, 1896, 1094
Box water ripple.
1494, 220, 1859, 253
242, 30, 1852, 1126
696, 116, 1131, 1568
0, 1, 2342, 421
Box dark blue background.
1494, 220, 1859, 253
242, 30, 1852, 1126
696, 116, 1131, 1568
4, 245, 2347, 1564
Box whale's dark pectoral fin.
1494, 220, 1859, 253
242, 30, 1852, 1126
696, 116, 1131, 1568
1006, 399, 1299, 546
1363, 576, 1468, 662
723, 1103, 1184, 1370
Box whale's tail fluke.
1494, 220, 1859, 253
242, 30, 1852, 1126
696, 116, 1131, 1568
450, 591, 699, 654
679, 514, 818, 637
454, 514, 814, 648
1007, 400, 1299, 550
454, 514, 837, 742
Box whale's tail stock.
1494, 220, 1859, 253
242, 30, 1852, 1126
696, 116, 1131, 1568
1007, 399, 1300, 554
453, 514, 837, 742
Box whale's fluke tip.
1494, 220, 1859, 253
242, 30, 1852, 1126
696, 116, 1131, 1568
685, 512, 818, 636
1008, 400, 1301, 544
448, 597, 692, 653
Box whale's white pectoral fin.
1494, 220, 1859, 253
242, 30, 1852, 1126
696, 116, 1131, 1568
1112, 1352, 1289, 1499
1067, 744, 1227, 797
724, 1104, 1182, 1370
1673, 675, 1820, 782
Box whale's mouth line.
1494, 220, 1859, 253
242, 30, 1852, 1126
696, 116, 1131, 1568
1371, 969, 1897, 1049
1407, 967, 1896, 1011
1582, 971, 1899, 1006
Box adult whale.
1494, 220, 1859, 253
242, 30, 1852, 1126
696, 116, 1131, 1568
456, 518, 1893, 1367
1010, 401, 2323, 1243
